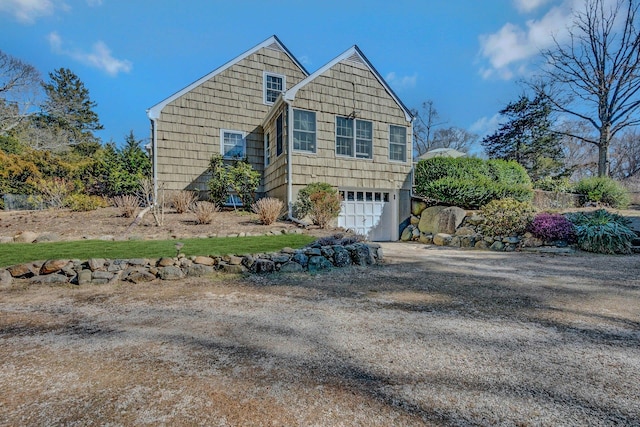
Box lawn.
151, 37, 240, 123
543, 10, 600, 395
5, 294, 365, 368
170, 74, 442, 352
0, 234, 316, 267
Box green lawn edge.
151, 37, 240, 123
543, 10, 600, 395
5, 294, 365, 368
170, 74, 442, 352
0, 234, 317, 268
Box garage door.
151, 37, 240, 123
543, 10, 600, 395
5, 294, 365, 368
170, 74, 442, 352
338, 190, 395, 241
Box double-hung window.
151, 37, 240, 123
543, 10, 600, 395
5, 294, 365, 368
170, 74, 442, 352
264, 133, 271, 167
276, 113, 283, 156
293, 109, 316, 153
336, 116, 372, 159
264, 72, 285, 105
389, 125, 407, 162
220, 129, 246, 159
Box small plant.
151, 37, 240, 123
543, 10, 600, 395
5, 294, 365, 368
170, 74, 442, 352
37, 177, 74, 208
112, 194, 139, 218
528, 212, 575, 242
170, 190, 197, 214
565, 209, 635, 254
207, 154, 230, 208
191, 201, 218, 225
252, 197, 284, 225
294, 182, 335, 218
64, 193, 108, 211
574, 177, 630, 208
309, 189, 342, 229
480, 198, 536, 237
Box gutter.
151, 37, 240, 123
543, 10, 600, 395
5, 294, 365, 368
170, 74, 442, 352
146, 109, 159, 203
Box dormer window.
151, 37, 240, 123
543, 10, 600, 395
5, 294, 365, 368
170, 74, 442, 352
264, 72, 285, 104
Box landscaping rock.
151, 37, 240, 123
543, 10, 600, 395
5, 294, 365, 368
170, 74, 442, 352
125, 271, 157, 283
410, 215, 420, 226
194, 256, 215, 266
433, 233, 452, 246
411, 200, 428, 216
228, 255, 244, 266
34, 232, 60, 243
253, 259, 275, 274
455, 227, 475, 236
0, 269, 12, 288
332, 246, 351, 267
475, 240, 489, 250
271, 254, 291, 264
292, 252, 309, 267
418, 206, 466, 234
279, 261, 304, 273
419, 233, 433, 244
30, 274, 68, 285
40, 259, 70, 275
185, 264, 214, 277
14, 231, 38, 243
241, 255, 255, 269
521, 237, 544, 248
308, 256, 333, 272
465, 214, 484, 226
77, 269, 92, 285
220, 264, 246, 274
7, 263, 36, 278
92, 271, 115, 281
490, 241, 505, 251
157, 266, 184, 280
88, 258, 106, 271
157, 257, 175, 267
401, 225, 414, 241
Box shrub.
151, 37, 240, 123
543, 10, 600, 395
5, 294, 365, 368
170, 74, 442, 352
528, 212, 575, 242
170, 190, 197, 214
112, 194, 139, 218
207, 154, 230, 208
294, 182, 335, 218
480, 198, 537, 237
252, 197, 284, 225
64, 194, 108, 211
533, 176, 573, 193
37, 177, 74, 208
228, 160, 260, 209
573, 177, 630, 208
309, 189, 342, 229
414, 157, 533, 209
191, 201, 218, 225
565, 209, 635, 254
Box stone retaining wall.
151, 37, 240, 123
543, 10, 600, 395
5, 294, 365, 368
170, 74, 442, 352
0, 241, 382, 288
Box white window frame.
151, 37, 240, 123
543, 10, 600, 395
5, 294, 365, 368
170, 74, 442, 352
389, 125, 407, 163
335, 116, 373, 160
220, 129, 246, 160
293, 109, 317, 153
263, 71, 285, 105
264, 132, 271, 167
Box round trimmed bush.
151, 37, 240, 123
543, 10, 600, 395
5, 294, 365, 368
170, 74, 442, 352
480, 198, 537, 237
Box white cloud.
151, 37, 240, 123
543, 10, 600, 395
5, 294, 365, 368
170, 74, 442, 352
385, 72, 417, 90
0, 0, 54, 23
514, 0, 552, 13
478, 0, 575, 80
470, 113, 502, 138
48, 31, 132, 76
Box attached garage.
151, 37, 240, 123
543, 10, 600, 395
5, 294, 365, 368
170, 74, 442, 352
337, 189, 398, 241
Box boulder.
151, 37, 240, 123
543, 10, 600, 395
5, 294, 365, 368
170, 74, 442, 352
30, 274, 68, 285
7, 263, 37, 278
308, 256, 333, 272
279, 261, 304, 273
521, 236, 544, 248
0, 269, 12, 288
87, 258, 106, 271
185, 264, 214, 277
332, 246, 351, 267
157, 257, 175, 267
77, 269, 92, 285
400, 225, 414, 241
157, 266, 184, 280
292, 252, 309, 267
253, 259, 275, 274
418, 206, 466, 234
409, 215, 420, 226
40, 259, 70, 275
228, 255, 244, 266
490, 241, 505, 251
220, 264, 246, 274
455, 226, 476, 236
34, 232, 60, 243
14, 231, 38, 243
433, 233, 452, 246
271, 254, 291, 264
125, 271, 157, 283
475, 240, 489, 250
92, 271, 115, 281
194, 256, 215, 266
419, 233, 434, 244
411, 200, 428, 216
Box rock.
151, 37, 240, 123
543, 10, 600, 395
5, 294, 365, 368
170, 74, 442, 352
0, 236, 13, 243
459, 235, 476, 248
503, 236, 520, 244
220, 263, 246, 274
34, 232, 60, 243
410, 215, 420, 226
30, 274, 68, 285
128, 258, 148, 266
419, 233, 434, 244
292, 252, 309, 267
400, 225, 414, 241
332, 246, 352, 267
92, 271, 115, 281
490, 241, 505, 251
179, 258, 193, 268
271, 254, 291, 264
411, 227, 421, 240
228, 255, 244, 266
450, 236, 461, 247
14, 231, 38, 243
349, 243, 373, 266
241, 255, 255, 269
281, 247, 297, 254
418, 206, 466, 234
465, 214, 484, 226
521, 237, 543, 248
0, 269, 12, 288
194, 256, 215, 266
475, 240, 489, 250
77, 269, 92, 285
185, 264, 214, 277
305, 248, 322, 257
7, 263, 36, 278
253, 259, 275, 274
125, 271, 157, 283
157, 266, 184, 280
308, 256, 333, 272
433, 233, 452, 246
411, 200, 428, 216
87, 258, 106, 271
455, 226, 475, 236
40, 259, 70, 275
279, 261, 304, 273
157, 257, 175, 267
320, 246, 335, 258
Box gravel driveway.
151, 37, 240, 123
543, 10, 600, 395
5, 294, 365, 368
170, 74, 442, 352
1, 243, 639, 426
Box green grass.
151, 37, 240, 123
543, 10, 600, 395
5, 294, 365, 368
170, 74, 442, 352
0, 234, 316, 268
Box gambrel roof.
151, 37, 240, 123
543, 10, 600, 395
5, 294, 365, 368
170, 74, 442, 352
147, 35, 309, 120
283, 45, 413, 122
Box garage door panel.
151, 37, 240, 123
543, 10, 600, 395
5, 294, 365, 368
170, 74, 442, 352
338, 189, 395, 241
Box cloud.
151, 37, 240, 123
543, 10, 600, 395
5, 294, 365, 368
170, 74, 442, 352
514, 0, 552, 13
0, 0, 55, 23
478, 0, 576, 80
48, 31, 132, 76
470, 113, 502, 137
385, 72, 418, 90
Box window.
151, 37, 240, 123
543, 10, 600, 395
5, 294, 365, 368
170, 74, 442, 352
264, 133, 271, 167
220, 129, 245, 159
264, 72, 285, 104
336, 117, 372, 159
276, 113, 283, 156
293, 109, 316, 153
389, 125, 407, 162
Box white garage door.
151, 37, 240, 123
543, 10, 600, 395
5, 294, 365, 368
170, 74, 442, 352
338, 190, 395, 241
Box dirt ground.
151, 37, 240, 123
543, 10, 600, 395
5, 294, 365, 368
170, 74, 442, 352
1, 241, 639, 425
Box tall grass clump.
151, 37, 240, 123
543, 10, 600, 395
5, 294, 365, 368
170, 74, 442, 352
170, 190, 198, 213
252, 197, 284, 225
565, 209, 635, 254
191, 201, 218, 225
112, 194, 139, 218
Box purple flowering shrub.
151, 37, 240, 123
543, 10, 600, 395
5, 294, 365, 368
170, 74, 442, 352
528, 212, 575, 242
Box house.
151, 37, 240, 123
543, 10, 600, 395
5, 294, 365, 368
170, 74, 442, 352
147, 35, 414, 241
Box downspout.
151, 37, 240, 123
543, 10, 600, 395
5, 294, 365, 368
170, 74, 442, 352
283, 98, 308, 227
150, 116, 159, 203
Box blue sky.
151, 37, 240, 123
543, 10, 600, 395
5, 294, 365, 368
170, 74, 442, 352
0, 0, 584, 150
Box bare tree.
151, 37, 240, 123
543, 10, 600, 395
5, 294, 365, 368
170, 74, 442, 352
431, 126, 477, 152
0, 50, 41, 134
558, 120, 599, 180
411, 100, 447, 158
536, 0, 640, 177
611, 128, 640, 179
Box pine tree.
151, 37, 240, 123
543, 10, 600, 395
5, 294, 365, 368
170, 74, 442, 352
481, 94, 564, 181
41, 68, 103, 147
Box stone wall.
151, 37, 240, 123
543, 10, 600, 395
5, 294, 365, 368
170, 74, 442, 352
532, 190, 583, 210
0, 240, 382, 288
